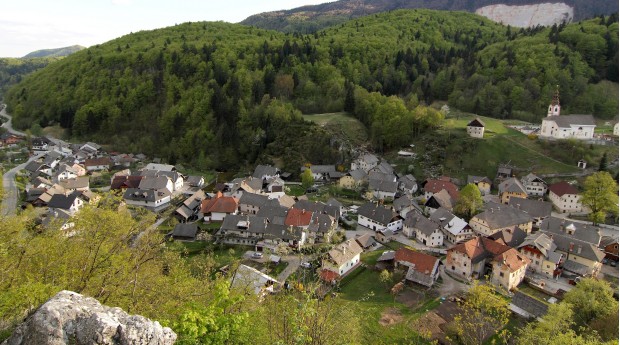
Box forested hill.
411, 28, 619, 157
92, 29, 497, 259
5, 10, 618, 171
241, 0, 619, 33
23, 45, 85, 58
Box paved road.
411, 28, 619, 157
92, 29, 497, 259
1, 153, 43, 216
0, 104, 26, 136
278, 255, 301, 282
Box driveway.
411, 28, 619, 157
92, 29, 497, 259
436, 265, 470, 297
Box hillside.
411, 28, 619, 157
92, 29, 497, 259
4, 10, 618, 172
0, 57, 62, 96
22, 45, 86, 58
240, 0, 619, 32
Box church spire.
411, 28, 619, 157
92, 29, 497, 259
547, 85, 561, 116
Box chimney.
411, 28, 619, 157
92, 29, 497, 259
577, 245, 582, 254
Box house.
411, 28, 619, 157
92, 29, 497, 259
231, 264, 279, 296
84, 157, 112, 172
123, 188, 172, 211
469, 203, 532, 236
42, 209, 75, 231
321, 239, 364, 280
488, 227, 527, 248
138, 175, 174, 194
252, 164, 279, 181
227, 177, 264, 197
174, 190, 207, 222
338, 170, 368, 189
404, 213, 444, 247
508, 198, 552, 227
110, 175, 144, 190
32, 137, 53, 151
368, 178, 398, 200
53, 164, 78, 183
171, 223, 198, 241
518, 232, 563, 278
357, 202, 402, 232
265, 177, 285, 195
422, 177, 459, 201
47, 191, 84, 216
79, 142, 101, 153
140, 170, 184, 191
539, 90, 596, 140
392, 195, 421, 218
301, 165, 340, 181
284, 208, 314, 228
398, 174, 418, 195
216, 214, 262, 246
71, 164, 87, 177
351, 153, 379, 172
599, 236, 619, 262
0, 133, 22, 146
394, 248, 441, 287
498, 177, 527, 204
430, 208, 474, 245
200, 192, 239, 222
355, 233, 377, 250
520, 173, 547, 197
325, 198, 346, 218
370, 161, 395, 176
307, 213, 336, 243
424, 189, 455, 212
58, 176, 90, 193
467, 175, 492, 195
466, 118, 485, 138
239, 192, 272, 215
510, 291, 549, 320
548, 181, 584, 214
24, 161, 52, 177
258, 223, 307, 251
495, 164, 513, 181
143, 163, 176, 172
256, 204, 289, 225
293, 199, 341, 219
186, 175, 205, 188
490, 248, 531, 291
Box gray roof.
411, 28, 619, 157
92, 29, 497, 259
253, 164, 279, 179
377, 250, 396, 262
325, 198, 343, 208
425, 189, 454, 209
488, 227, 527, 248
143, 163, 175, 171
405, 266, 435, 287
186, 175, 204, 187
58, 176, 89, 190
405, 213, 439, 237
47, 192, 81, 210
519, 232, 557, 258
371, 161, 394, 175
475, 203, 531, 230
428, 207, 458, 228
302, 165, 336, 174
43, 151, 62, 165
539, 217, 601, 245
172, 223, 198, 239
544, 114, 596, 128
308, 213, 334, 233
521, 173, 546, 186
398, 174, 417, 190
25, 161, 46, 173
123, 188, 171, 202
393, 195, 413, 212
369, 171, 395, 182
242, 177, 263, 191
542, 232, 605, 262
239, 192, 271, 207
511, 291, 548, 318
508, 198, 552, 219
498, 177, 527, 194
369, 179, 398, 193
138, 176, 171, 190
467, 175, 492, 185
358, 202, 398, 225
348, 169, 368, 182
355, 233, 376, 248
358, 153, 379, 166
220, 214, 252, 232
467, 118, 485, 127
263, 224, 303, 241
563, 259, 594, 276
256, 205, 289, 224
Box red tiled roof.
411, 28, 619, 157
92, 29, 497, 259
84, 157, 112, 167
449, 237, 511, 262
110, 175, 143, 189
493, 248, 531, 273
285, 208, 313, 227
395, 248, 439, 274
319, 269, 340, 283
424, 179, 459, 200
548, 181, 579, 197
200, 193, 239, 214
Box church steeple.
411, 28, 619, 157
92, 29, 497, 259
547, 85, 560, 116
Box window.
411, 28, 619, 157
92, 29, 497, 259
500, 272, 504, 277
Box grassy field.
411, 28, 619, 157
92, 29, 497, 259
303, 112, 368, 146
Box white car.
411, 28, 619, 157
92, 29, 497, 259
251, 252, 263, 259
300, 262, 312, 268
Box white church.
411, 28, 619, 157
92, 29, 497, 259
539, 88, 596, 140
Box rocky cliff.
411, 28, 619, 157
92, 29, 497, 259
2, 291, 176, 345
476, 3, 574, 27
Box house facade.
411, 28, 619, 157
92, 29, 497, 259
322, 239, 363, 278
490, 249, 531, 291
539, 89, 596, 140
469, 204, 533, 237
548, 181, 584, 213
518, 233, 563, 278
466, 118, 485, 138
404, 213, 444, 247
498, 177, 527, 204
357, 202, 402, 232
467, 175, 492, 195
521, 173, 547, 197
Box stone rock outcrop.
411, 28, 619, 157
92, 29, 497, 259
2, 291, 176, 345
476, 3, 574, 28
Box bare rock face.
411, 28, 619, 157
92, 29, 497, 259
2, 291, 176, 345
476, 3, 574, 28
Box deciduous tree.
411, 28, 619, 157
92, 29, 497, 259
581, 171, 619, 224
454, 183, 483, 219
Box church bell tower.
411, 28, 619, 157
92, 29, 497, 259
547, 86, 560, 116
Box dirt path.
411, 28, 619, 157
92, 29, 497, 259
436, 265, 469, 297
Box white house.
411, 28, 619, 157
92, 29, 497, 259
84, 157, 112, 172
123, 188, 172, 211
430, 208, 474, 245
321, 239, 363, 279
539, 89, 596, 140
403, 213, 444, 247
520, 173, 547, 197
138, 175, 174, 194
548, 181, 584, 214
47, 191, 84, 216
351, 153, 380, 172
466, 118, 485, 138
357, 202, 402, 232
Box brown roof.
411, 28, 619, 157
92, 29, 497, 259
395, 248, 439, 275
327, 239, 364, 267
424, 179, 459, 200
493, 248, 531, 273
548, 181, 579, 197
110, 175, 143, 189
320, 269, 340, 282
284, 208, 313, 227
200, 192, 239, 214
84, 157, 112, 167
449, 237, 511, 264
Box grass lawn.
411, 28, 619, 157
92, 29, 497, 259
285, 184, 306, 196
516, 285, 553, 304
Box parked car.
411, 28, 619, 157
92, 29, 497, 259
251, 252, 263, 259
301, 262, 312, 268
611, 260, 617, 267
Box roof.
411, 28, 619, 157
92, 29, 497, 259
599, 236, 619, 248
239, 192, 270, 207
369, 171, 395, 182
110, 175, 143, 189
423, 179, 459, 200
508, 198, 552, 219
263, 224, 304, 241
123, 188, 171, 203
231, 264, 279, 295
84, 157, 112, 167
355, 233, 376, 248
256, 204, 289, 225
395, 248, 440, 275
308, 213, 335, 233
327, 239, 363, 267
511, 291, 549, 319
426, 189, 454, 209
143, 163, 175, 172
320, 269, 340, 282
277, 195, 296, 208
293, 199, 326, 213
348, 169, 368, 181
357, 202, 398, 226
138, 176, 171, 191
393, 195, 414, 212
493, 248, 531, 273
172, 223, 198, 239
377, 250, 396, 262
543, 114, 596, 128
539, 217, 601, 245
357, 153, 379, 166
541, 232, 605, 262
449, 237, 512, 264
371, 161, 394, 175
186, 175, 204, 186
398, 174, 417, 190
467, 175, 492, 185
285, 208, 314, 227
474, 203, 532, 230
548, 181, 579, 197
47, 192, 81, 210
326, 198, 343, 208
562, 259, 594, 276
498, 177, 527, 195
521, 173, 546, 186
467, 118, 485, 127
201, 193, 239, 214
302, 165, 336, 174
253, 164, 279, 179
220, 214, 252, 232
58, 176, 89, 190
405, 213, 439, 236
519, 232, 557, 259
488, 227, 527, 248
369, 179, 398, 193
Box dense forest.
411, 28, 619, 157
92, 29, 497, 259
0, 57, 62, 96
22, 45, 85, 58
241, 0, 619, 33
4, 10, 618, 171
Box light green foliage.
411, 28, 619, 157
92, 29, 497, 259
454, 183, 483, 219
301, 168, 314, 189
581, 171, 619, 224
561, 278, 619, 333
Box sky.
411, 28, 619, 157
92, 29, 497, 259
0, 0, 328, 58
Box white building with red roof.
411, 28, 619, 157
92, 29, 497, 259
548, 181, 584, 214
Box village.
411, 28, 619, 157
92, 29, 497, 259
1, 94, 618, 343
